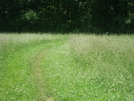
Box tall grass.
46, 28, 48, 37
69, 34, 134, 100
39, 34, 134, 101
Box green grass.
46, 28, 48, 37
68, 34, 134, 101
0, 33, 134, 101
0, 33, 67, 101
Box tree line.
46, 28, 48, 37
0, 0, 134, 33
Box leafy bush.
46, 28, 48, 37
22, 10, 38, 23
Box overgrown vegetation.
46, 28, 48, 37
69, 35, 134, 100
0, 33, 134, 101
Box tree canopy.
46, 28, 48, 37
0, 0, 134, 33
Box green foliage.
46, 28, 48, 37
0, 0, 134, 33
126, 13, 134, 24
23, 10, 38, 23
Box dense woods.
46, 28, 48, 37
0, 0, 134, 33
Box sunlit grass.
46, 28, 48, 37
68, 34, 134, 100
0, 33, 67, 101
0, 33, 134, 101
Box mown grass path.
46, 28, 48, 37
30, 49, 48, 101
0, 34, 68, 101
28, 40, 68, 101
29, 42, 72, 101
40, 43, 73, 101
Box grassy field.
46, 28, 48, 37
0, 33, 134, 101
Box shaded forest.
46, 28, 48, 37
0, 0, 134, 33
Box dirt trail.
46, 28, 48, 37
29, 41, 67, 101
30, 49, 53, 101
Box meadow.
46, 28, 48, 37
0, 33, 134, 101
